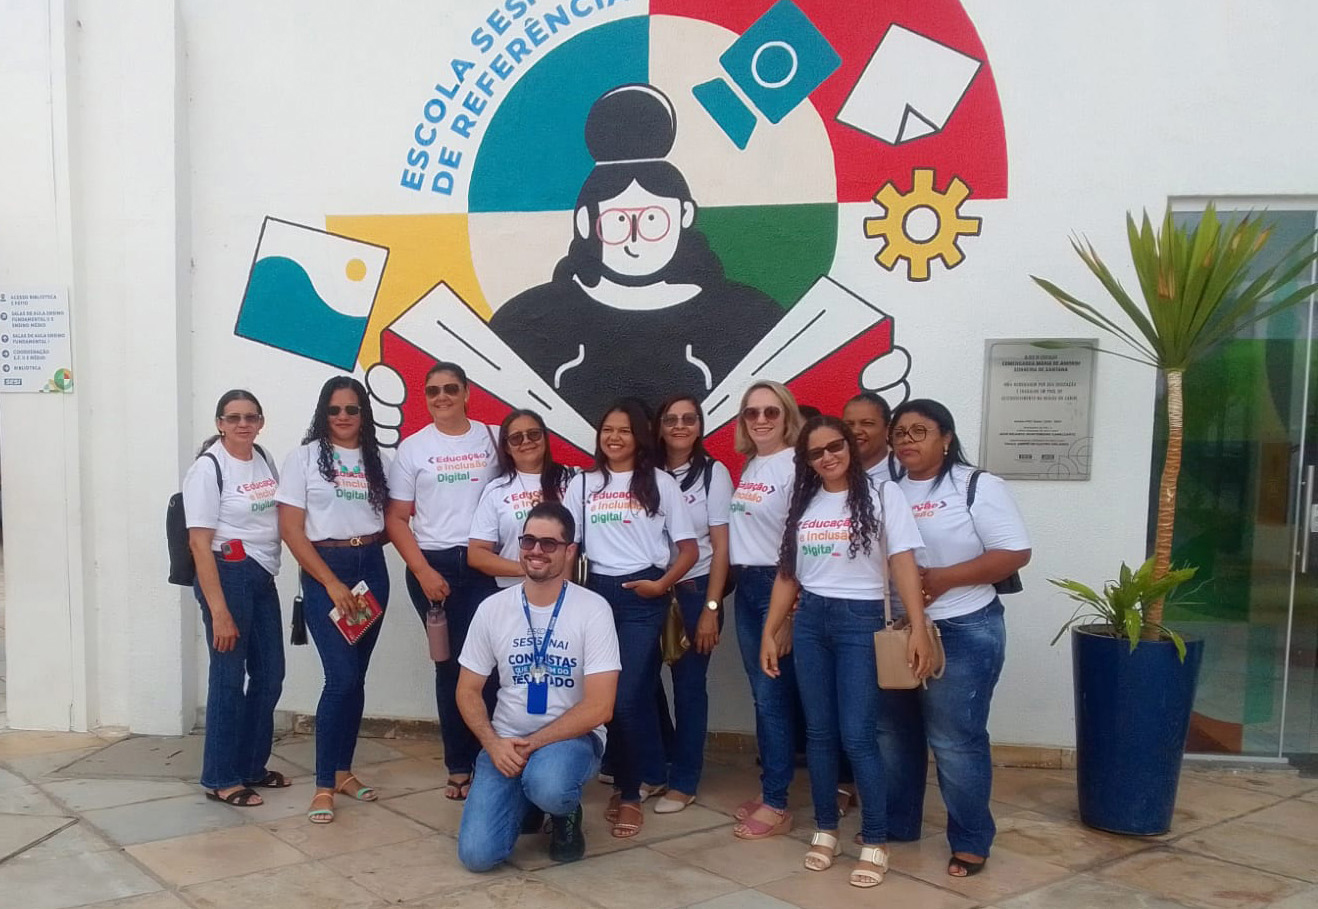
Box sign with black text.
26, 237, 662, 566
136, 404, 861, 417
0, 289, 73, 393
981, 339, 1094, 479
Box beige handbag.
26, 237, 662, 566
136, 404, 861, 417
872, 524, 945, 689
661, 592, 690, 666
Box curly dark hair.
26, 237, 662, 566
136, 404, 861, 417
300, 376, 390, 513
777, 415, 882, 582
492, 409, 571, 503
591, 397, 660, 516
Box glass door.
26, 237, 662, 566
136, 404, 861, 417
1160, 203, 1318, 759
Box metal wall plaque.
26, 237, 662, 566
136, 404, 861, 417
981, 339, 1095, 479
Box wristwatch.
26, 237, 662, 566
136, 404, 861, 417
705, 599, 720, 612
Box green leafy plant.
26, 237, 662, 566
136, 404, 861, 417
1049, 558, 1196, 661
1033, 204, 1318, 639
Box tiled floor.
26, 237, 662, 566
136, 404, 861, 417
0, 728, 1316, 908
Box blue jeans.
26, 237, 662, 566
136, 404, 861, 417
792, 592, 887, 844
733, 565, 798, 810
404, 547, 498, 774
303, 542, 389, 788
458, 734, 602, 872
587, 568, 665, 802
877, 600, 1006, 856
658, 575, 723, 794
194, 558, 285, 790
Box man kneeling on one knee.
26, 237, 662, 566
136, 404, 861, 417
457, 501, 620, 870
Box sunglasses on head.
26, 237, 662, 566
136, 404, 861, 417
326, 404, 361, 417
425, 383, 463, 398
806, 438, 847, 462
742, 405, 782, 422
518, 534, 567, 553
661, 412, 699, 428
507, 428, 544, 447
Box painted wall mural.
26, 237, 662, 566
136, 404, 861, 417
233, 0, 1008, 468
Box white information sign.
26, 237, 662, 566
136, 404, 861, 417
0, 289, 74, 393
981, 339, 1095, 479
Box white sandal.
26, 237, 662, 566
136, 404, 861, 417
805, 831, 841, 871
653, 792, 696, 814
851, 844, 889, 888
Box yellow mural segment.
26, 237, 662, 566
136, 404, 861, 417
323, 214, 490, 367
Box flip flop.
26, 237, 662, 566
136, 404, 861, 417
948, 855, 988, 877
335, 773, 377, 802
244, 770, 292, 789
733, 806, 792, 840
444, 775, 472, 801
205, 787, 263, 807
611, 801, 644, 838
307, 791, 335, 824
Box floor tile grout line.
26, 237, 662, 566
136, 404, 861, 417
0, 815, 77, 866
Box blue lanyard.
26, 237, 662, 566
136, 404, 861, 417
521, 581, 567, 674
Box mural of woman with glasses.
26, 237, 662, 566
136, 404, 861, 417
489, 84, 783, 424
468, 409, 576, 587
276, 375, 391, 824
386, 361, 500, 802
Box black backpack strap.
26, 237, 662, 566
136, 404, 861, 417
701, 459, 715, 496
202, 452, 222, 492
967, 469, 984, 509
254, 443, 278, 482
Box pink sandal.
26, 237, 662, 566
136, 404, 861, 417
733, 805, 793, 840
734, 798, 762, 821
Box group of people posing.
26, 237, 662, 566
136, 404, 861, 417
181, 362, 1030, 890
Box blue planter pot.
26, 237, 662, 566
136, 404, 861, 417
1072, 625, 1204, 835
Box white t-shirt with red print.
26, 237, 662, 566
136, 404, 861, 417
275, 443, 389, 542
896, 464, 1031, 620
388, 422, 498, 549
667, 459, 734, 582
183, 442, 282, 576
728, 446, 796, 567
470, 470, 573, 588
563, 469, 696, 576
793, 480, 924, 600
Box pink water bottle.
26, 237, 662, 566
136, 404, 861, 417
426, 601, 450, 662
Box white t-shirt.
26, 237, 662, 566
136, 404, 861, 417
275, 443, 390, 542
388, 422, 497, 549
867, 458, 897, 484
469, 470, 573, 587
563, 469, 696, 575
794, 480, 924, 600
729, 447, 796, 567
896, 464, 1031, 620
666, 459, 733, 581
459, 582, 621, 744
183, 442, 281, 576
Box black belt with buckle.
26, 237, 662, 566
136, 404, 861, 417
314, 533, 383, 549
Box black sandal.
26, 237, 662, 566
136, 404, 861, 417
444, 775, 472, 801
206, 787, 263, 807
948, 855, 987, 877
244, 770, 292, 789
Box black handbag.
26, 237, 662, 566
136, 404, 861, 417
966, 470, 1023, 595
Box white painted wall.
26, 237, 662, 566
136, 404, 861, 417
4, 0, 1317, 747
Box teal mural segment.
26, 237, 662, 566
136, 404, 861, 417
469, 16, 650, 213
235, 256, 369, 370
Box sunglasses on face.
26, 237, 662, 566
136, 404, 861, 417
518, 534, 567, 553
661, 412, 699, 428
742, 405, 782, 422
507, 429, 544, 447
806, 438, 847, 462
221, 413, 263, 425
326, 405, 361, 417
425, 383, 463, 398
891, 425, 932, 443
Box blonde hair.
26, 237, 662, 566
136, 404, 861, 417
734, 381, 803, 457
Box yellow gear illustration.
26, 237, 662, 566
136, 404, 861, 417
863, 169, 981, 282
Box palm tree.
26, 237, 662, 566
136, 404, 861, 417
1032, 205, 1317, 631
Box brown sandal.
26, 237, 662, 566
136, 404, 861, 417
611, 801, 644, 838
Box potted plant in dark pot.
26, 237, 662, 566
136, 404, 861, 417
1032, 205, 1317, 835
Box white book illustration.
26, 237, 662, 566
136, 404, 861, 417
700, 276, 891, 434
385, 282, 598, 453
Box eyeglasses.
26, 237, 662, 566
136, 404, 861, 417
891, 425, 932, 443
661, 412, 699, 428
221, 413, 263, 425
425, 383, 463, 398
596, 206, 672, 245
742, 405, 782, 423
806, 438, 847, 462
507, 429, 544, 447
326, 405, 361, 417
518, 534, 567, 553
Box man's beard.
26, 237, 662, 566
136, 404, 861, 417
524, 563, 561, 583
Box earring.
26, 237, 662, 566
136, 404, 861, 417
942, 447, 948, 456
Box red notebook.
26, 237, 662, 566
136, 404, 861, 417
331, 581, 384, 644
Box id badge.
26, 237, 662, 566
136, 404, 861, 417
526, 677, 549, 715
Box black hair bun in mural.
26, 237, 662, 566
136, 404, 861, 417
584, 84, 677, 164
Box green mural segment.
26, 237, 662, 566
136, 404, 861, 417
698, 203, 838, 308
